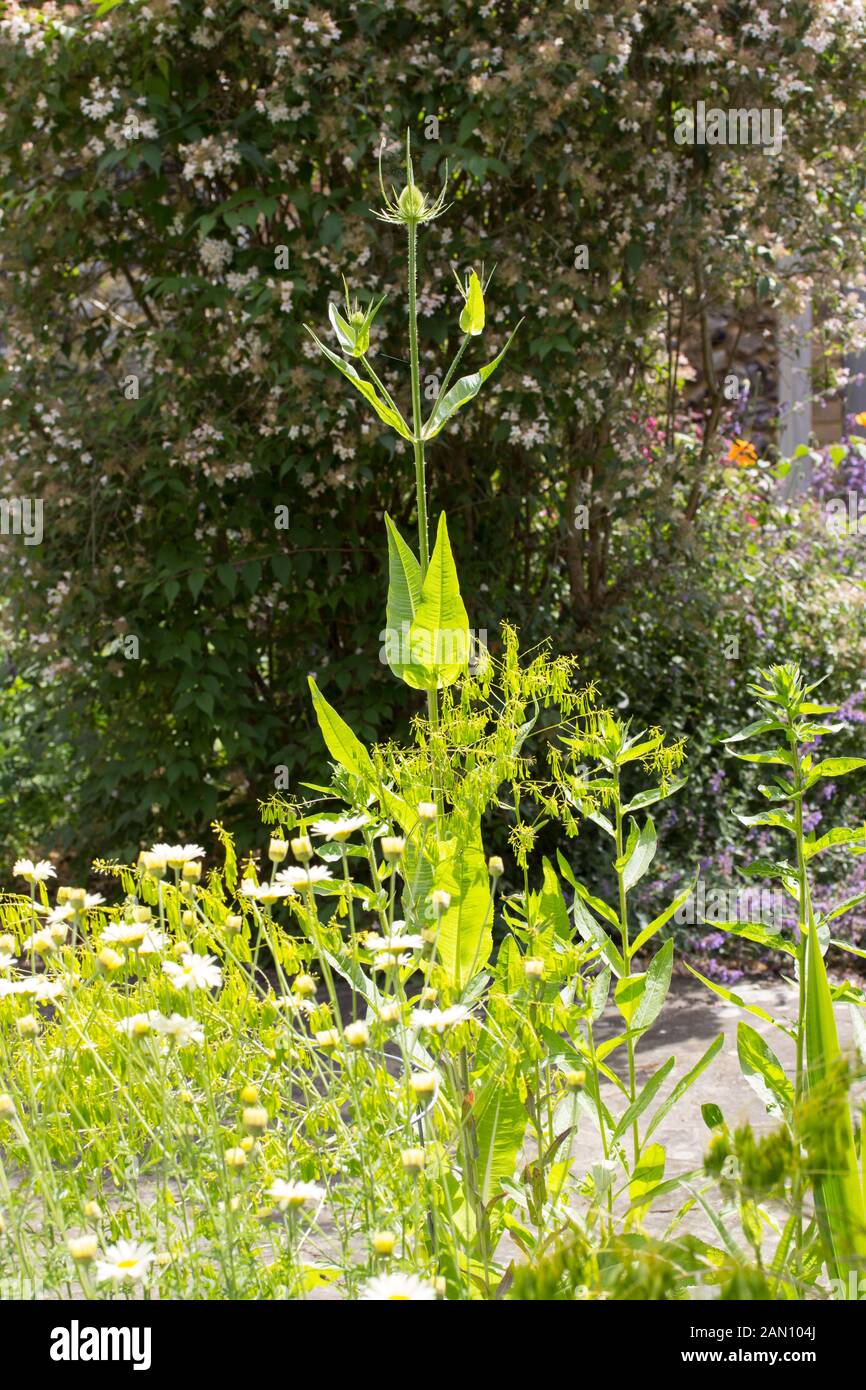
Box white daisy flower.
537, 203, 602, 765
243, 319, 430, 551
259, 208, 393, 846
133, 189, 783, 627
0, 951, 15, 973
372, 951, 414, 970
267, 1178, 325, 1211
240, 878, 296, 902
364, 930, 425, 952
13, 858, 56, 884
275, 865, 334, 888
309, 814, 369, 842
149, 843, 206, 868
274, 993, 315, 1015
360, 1272, 437, 1301
21, 977, 65, 1003
95, 1239, 155, 1284
162, 953, 222, 992
136, 929, 171, 956
410, 1005, 470, 1034
150, 1012, 204, 1046
21, 928, 61, 954
115, 1013, 156, 1038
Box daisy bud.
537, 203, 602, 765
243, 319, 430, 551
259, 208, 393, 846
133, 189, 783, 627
239, 1083, 259, 1105
371, 1230, 397, 1256
268, 837, 289, 863
344, 1020, 369, 1049
401, 1147, 426, 1172
315, 1028, 340, 1050
68, 888, 87, 909
132, 906, 152, 924
83, 1200, 102, 1220
565, 1069, 587, 1090
239, 1135, 255, 1153
132, 1016, 151, 1037
294, 973, 317, 998
420, 987, 438, 1004
378, 1002, 401, 1024
56, 886, 71, 906
523, 957, 544, 980
0, 934, 14, 956
291, 836, 313, 864
410, 1071, 437, 1096
243, 1106, 268, 1135
181, 910, 195, 929
225, 1146, 247, 1170
172, 940, 191, 957
67, 1234, 98, 1263
488, 856, 504, 879
434, 1277, 447, 1297
381, 836, 405, 863
97, 947, 124, 973
417, 801, 437, 823
431, 890, 451, 917
0, 1093, 15, 1119
225, 914, 243, 935
16, 1014, 39, 1038
182, 861, 201, 883
179, 880, 193, 898
50, 923, 68, 944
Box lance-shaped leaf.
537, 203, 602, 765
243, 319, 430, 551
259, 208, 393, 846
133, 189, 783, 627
308, 677, 376, 782
305, 327, 413, 440
737, 1021, 793, 1118
406, 514, 470, 688
383, 514, 423, 685
621, 816, 657, 892
804, 912, 866, 1285
422, 323, 521, 440
434, 818, 493, 989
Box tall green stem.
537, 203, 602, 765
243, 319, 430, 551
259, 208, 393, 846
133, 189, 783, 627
788, 723, 808, 1280
406, 219, 439, 734
614, 782, 639, 1168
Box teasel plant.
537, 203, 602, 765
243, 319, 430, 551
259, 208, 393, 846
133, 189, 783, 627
688, 663, 866, 1296
304, 131, 520, 735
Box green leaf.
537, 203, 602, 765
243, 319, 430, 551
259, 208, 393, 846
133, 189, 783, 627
611, 1057, 675, 1143
623, 778, 686, 813
307, 677, 376, 783
804, 913, 866, 1284
736, 1022, 793, 1118
474, 1075, 530, 1204
631, 938, 673, 1031
538, 858, 572, 939
703, 920, 797, 957
685, 962, 786, 1031
434, 819, 493, 989
422, 324, 521, 440
305, 327, 413, 440
406, 514, 470, 688
621, 816, 657, 892
804, 825, 866, 861
568, 878, 620, 930
383, 514, 422, 685
629, 1142, 666, 1217
571, 894, 625, 977
615, 972, 646, 1026
645, 1034, 725, 1142
630, 880, 696, 956
722, 717, 784, 744
808, 757, 866, 780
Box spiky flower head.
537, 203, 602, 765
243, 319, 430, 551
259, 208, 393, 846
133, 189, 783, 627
374, 131, 449, 228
